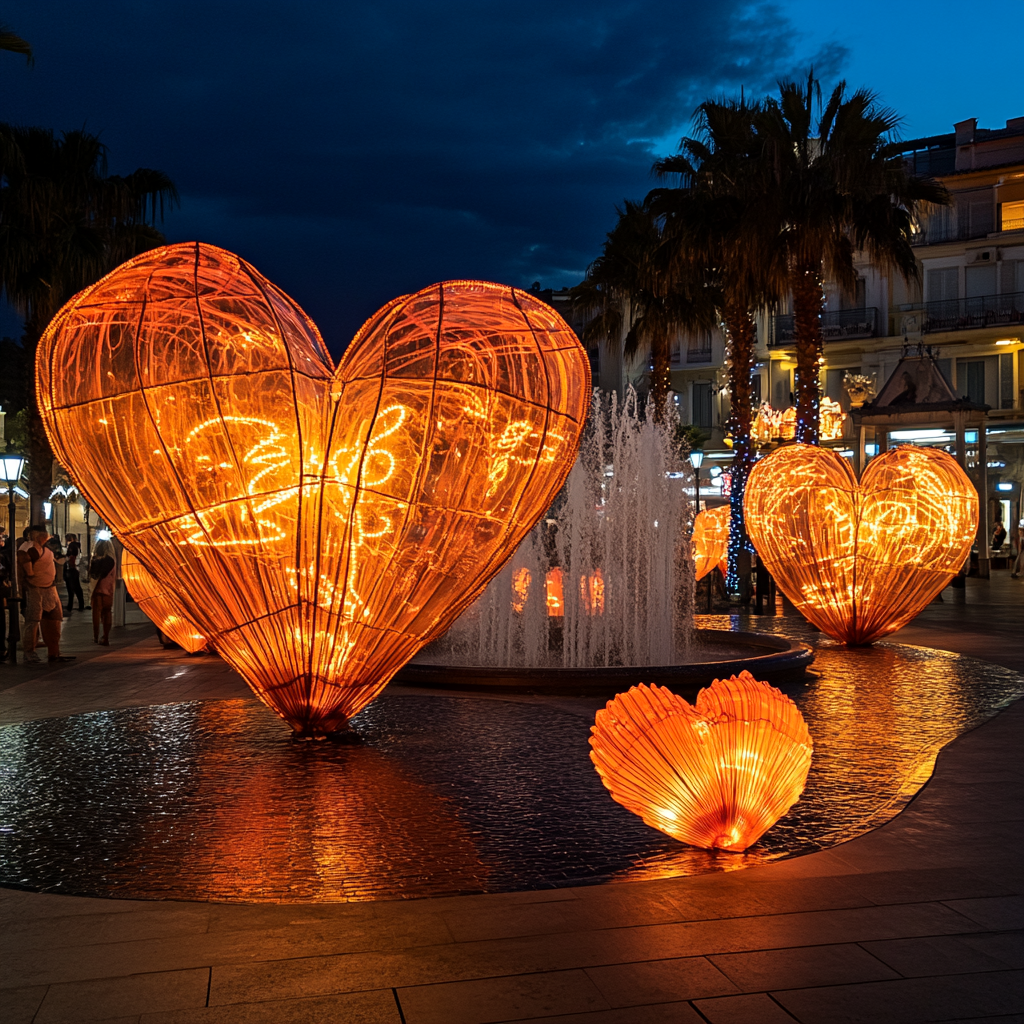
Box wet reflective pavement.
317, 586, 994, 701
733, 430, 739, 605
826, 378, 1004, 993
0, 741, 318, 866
1, 632, 1020, 903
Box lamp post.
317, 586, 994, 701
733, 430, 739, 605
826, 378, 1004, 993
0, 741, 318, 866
2, 448, 26, 663
689, 449, 705, 514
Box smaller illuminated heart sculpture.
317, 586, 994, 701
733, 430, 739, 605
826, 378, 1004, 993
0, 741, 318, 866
590, 673, 812, 851
38, 243, 590, 734
121, 549, 210, 654
744, 444, 977, 645
693, 505, 730, 581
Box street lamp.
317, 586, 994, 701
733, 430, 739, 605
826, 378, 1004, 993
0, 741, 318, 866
2, 448, 25, 663
689, 449, 705, 513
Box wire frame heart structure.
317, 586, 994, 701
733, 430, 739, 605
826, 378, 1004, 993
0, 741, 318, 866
744, 444, 977, 645
590, 673, 812, 851
38, 242, 590, 735
121, 549, 210, 654
693, 505, 730, 581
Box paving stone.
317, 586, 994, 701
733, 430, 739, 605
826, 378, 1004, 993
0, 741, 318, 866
692, 991, 800, 1023
709, 942, 899, 990
34, 967, 210, 1023
503, 1004, 705, 1024
772, 969, 1024, 1024
397, 969, 610, 1024
139, 987, 400, 1023
0, 985, 47, 1024
942, 896, 1024, 930
861, 934, 1019, 977
584, 955, 737, 1006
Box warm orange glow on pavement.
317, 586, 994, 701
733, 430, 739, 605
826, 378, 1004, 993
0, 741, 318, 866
744, 444, 977, 645
38, 242, 590, 735
121, 549, 209, 653
590, 672, 812, 851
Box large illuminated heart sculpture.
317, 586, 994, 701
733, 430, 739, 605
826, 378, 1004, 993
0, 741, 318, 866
693, 505, 730, 581
39, 242, 590, 734
121, 549, 210, 654
744, 444, 977, 645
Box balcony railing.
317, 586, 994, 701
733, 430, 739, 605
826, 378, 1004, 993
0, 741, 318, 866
922, 291, 1024, 334
769, 307, 878, 347
1002, 217, 1024, 232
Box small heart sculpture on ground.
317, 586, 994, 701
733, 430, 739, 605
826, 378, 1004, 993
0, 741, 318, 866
744, 444, 977, 645
693, 504, 730, 581
590, 673, 812, 851
121, 549, 209, 654
39, 243, 590, 734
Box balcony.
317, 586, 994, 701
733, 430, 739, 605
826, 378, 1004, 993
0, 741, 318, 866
769, 307, 878, 347
922, 291, 1024, 334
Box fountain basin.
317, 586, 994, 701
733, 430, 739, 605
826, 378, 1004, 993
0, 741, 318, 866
395, 628, 814, 696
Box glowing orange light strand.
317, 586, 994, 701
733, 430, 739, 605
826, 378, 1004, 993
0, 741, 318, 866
121, 549, 209, 654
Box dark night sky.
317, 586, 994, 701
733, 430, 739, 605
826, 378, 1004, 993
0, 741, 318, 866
2, 1, 1022, 353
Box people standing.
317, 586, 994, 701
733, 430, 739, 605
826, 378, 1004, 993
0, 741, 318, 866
89, 539, 117, 645
1013, 517, 1024, 579
18, 525, 76, 663
64, 533, 86, 611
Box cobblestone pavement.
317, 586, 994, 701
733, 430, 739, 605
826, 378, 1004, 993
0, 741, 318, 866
1, 576, 1022, 1023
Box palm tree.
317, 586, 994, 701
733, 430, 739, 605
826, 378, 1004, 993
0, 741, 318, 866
0, 21, 33, 64
571, 200, 714, 420
650, 97, 785, 591
0, 125, 178, 519
755, 73, 948, 442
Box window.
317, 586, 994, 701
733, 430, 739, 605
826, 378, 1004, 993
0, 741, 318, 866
959, 360, 985, 405
692, 382, 713, 428
1001, 259, 1024, 294
1000, 352, 1014, 410
1001, 200, 1024, 232
965, 264, 997, 299
773, 370, 791, 409
840, 279, 866, 311
826, 367, 858, 409
926, 267, 958, 303
750, 372, 762, 407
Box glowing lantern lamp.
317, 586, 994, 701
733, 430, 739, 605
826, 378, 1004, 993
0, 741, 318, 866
693, 505, 730, 581
744, 444, 977, 646
590, 672, 812, 851
38, 242, 590, 736
121, 549, 209, 654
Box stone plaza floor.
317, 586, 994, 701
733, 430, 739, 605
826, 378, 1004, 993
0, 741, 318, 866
1, 575, 1022, 1023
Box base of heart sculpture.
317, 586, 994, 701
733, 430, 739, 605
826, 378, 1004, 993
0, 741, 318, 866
590, 672, 813, 851
37, 243, 591, 735
744, 444, 978, 646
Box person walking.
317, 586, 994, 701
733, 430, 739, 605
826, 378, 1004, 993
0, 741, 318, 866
63, 533, 86, 611
89, 539, 117, 645
18, 525, 76, 663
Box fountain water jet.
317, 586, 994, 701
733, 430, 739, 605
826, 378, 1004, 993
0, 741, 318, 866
424, 388, 695, 668
401, 388, 814, 692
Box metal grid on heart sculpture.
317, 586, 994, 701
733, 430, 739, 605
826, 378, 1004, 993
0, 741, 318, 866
590, 673, 812, 851
744, 444, 978, 646
38, 242, 590, 735
121, 548, 209, 654
693, 504, 730, 581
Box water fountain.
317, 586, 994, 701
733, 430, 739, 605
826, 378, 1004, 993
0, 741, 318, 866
398, 388, 813, 694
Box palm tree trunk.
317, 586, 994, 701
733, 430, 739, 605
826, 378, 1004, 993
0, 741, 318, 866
791, 259, 824, 445
723, 304, 756, 595
649, 337, 672, 421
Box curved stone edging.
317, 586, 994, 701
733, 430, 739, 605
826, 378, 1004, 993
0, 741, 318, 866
394, 628, 815, 695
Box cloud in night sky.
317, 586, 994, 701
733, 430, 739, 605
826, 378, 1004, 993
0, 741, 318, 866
1, 1, 845, 350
